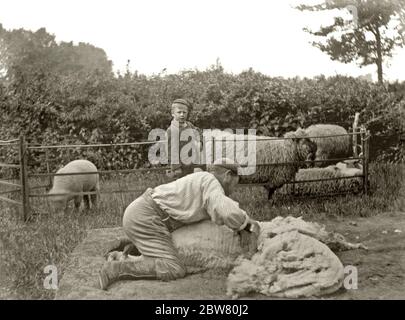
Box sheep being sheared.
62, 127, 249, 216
208, 129, 317, 199
106, 216, 366, 298
48, 159, 100, 213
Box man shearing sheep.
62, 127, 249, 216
99, 158, 260, 290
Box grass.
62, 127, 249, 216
0, 162, 404, 299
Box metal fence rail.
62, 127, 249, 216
0, 139, 19, 146
27, 140, 165, 150
0, 195, 23, 206
0, 163, 20, 168
240, 175, 364, 187
27, 166, 170, 178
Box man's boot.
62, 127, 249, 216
99, 256, 157, 290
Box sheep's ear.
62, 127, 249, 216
294, 128, 307, 138
309, 139, 317, 152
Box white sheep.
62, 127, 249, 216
304, 124, 352, 167
278, 161, 363, 196
48, 159, 100, 213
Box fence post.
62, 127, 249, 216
19, 135, 30, 221
352, 112, 360, 157
364, 129, 370, 195
360, 127, 368, 196
45, 149, 52, 190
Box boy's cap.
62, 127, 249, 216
211, 158, 241, 175
172, 98, 192, 109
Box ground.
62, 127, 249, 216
53, 210, 405, 300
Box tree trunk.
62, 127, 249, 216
375, 26, 383, 84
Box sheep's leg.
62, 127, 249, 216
83, 194, 91, 210
266, 187, 276, 200
90, 190, 98, 209
74, 196, 83, 212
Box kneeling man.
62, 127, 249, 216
99, 158, 260, 290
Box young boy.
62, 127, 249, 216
166, 99, 204, 179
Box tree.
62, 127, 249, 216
296, 0, 405, 83
0, 24, 114, 141
0, 24, 113, 82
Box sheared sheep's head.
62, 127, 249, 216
47, 188, 67, 213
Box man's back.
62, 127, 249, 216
149, 171, 249, 231
150, 171, 220, 223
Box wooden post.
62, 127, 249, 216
45, 149, 52, 191
364, 129, 370, 195
360, 127, 367, 195
352, 112, 360, 157
19, 135, 30, 221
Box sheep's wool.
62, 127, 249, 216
226, 230, 344, 299
226, 216, 368, 299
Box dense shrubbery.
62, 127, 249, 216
1, 67, 404, 172
0, 26, 404, 174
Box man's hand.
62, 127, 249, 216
105, 251, 124, 262
238, 219, 260, 257
248, 219, 260, 237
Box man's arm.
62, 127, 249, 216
201, 176, 250, 231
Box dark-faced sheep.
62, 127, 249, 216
48, 159, 100, 213
209, 129, 317, 199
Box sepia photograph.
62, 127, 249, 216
0, 0, 404, 306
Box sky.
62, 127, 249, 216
1, 0, 404, 81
